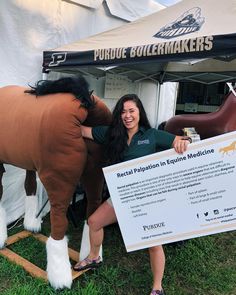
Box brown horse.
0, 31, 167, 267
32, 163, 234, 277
0, 76, 112, 289
164, 90, 236, 139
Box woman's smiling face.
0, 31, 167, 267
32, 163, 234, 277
121, 100, 140, 132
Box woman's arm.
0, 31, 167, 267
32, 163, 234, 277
172, 136, 192, 153
81, 125, 94, 140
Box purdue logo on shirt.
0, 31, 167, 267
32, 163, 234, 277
137, 139, 150, 145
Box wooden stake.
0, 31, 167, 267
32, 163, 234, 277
0, 230, 87, 281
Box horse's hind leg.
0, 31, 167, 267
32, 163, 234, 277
41, 174, 79, 289
0, 163, 7, 248
23, 170, 41, 232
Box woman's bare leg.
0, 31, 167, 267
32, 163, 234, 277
74, 200, 116, 268
88, 200, 117, 259
149, 245, 165, 292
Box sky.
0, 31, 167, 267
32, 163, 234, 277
156, 0, 181, 6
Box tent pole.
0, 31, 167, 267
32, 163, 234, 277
42, 72, 48, 80
42, 68, 49, 80
154, 82, 161, 129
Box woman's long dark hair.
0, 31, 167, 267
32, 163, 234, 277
24, 75, 95, 109
106, 94, 151, 164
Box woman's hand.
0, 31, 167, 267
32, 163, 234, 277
81, 125, 93, 140
172, 136, 191, 154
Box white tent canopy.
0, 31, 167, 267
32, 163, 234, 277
43, 0, 236, 85
0, 0, 166, 225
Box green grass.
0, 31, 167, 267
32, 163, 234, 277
0, 214, 236, 295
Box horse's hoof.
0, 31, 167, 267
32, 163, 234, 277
46, 236, 72, 289
23, 195, 42, 232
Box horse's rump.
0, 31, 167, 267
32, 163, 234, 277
0, 85, 88, 172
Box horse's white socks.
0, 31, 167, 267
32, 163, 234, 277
0, 203, 7, 248
79, 220, 103, 261
46, 236, 72, 289
23, 195, 41, 232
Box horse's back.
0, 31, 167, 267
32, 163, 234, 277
165, 91, 236, 139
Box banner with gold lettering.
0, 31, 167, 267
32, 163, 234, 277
43, 0, 236, 84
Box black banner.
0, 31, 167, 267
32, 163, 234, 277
43, 33, 236, 72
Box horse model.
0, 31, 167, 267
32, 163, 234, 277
164, 90, 236, 139
0, 76, 112, 289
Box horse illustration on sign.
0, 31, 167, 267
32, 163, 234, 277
219, 141, 236, 155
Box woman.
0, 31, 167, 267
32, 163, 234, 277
74, 94, 191, 295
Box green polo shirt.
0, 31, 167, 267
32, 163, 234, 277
92, 126, 175, 162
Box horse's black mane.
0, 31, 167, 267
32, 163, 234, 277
25, 75, 95, 109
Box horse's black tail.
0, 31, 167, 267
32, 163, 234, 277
25, 75, 95, 109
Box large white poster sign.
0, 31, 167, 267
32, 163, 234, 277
103, 132, 236, 252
